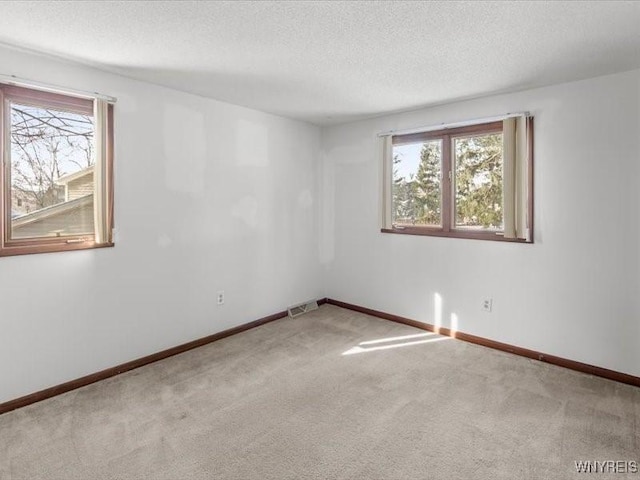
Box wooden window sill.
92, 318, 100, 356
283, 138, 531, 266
0, 241, 114, 258
381, 228, 531, 243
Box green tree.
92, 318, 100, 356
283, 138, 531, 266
454, 134, 503, 228
392, 134, 503, 229
414, 141, 441, 225
391, 154, 416, 223
392, 142, 442, 225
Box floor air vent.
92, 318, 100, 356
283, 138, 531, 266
288, 300, 319, 318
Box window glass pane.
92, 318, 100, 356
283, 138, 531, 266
392, 140, 442, 226
9, 102, 94, 239
454, 132, 503, 230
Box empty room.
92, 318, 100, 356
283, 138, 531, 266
0, 1, 639, 479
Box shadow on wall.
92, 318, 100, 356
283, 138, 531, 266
113, 66, 374, 123
163, 102, 207, 195
236, 118, 269, 167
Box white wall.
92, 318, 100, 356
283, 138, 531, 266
321, 69, 640, 377
0, 45, 323, 403
1, 46, 638, 405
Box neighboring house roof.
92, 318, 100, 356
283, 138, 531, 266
55, 166, 94, 186
12, 194, 93, 228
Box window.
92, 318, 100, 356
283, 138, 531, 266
381, 117, 533, 242
0, 83, 114, 257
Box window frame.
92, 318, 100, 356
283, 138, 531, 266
0, 84, 114, 257
382, 120, 533, 243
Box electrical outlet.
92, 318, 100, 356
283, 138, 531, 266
217, 291, 225, 306
482, 298, 493, 313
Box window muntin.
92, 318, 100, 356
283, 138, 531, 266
0, 83, 114, 257
392, 139, 442, 227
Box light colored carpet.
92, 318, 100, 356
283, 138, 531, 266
1, 304, 638, 480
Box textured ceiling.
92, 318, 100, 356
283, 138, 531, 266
0, 1, 638, 125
